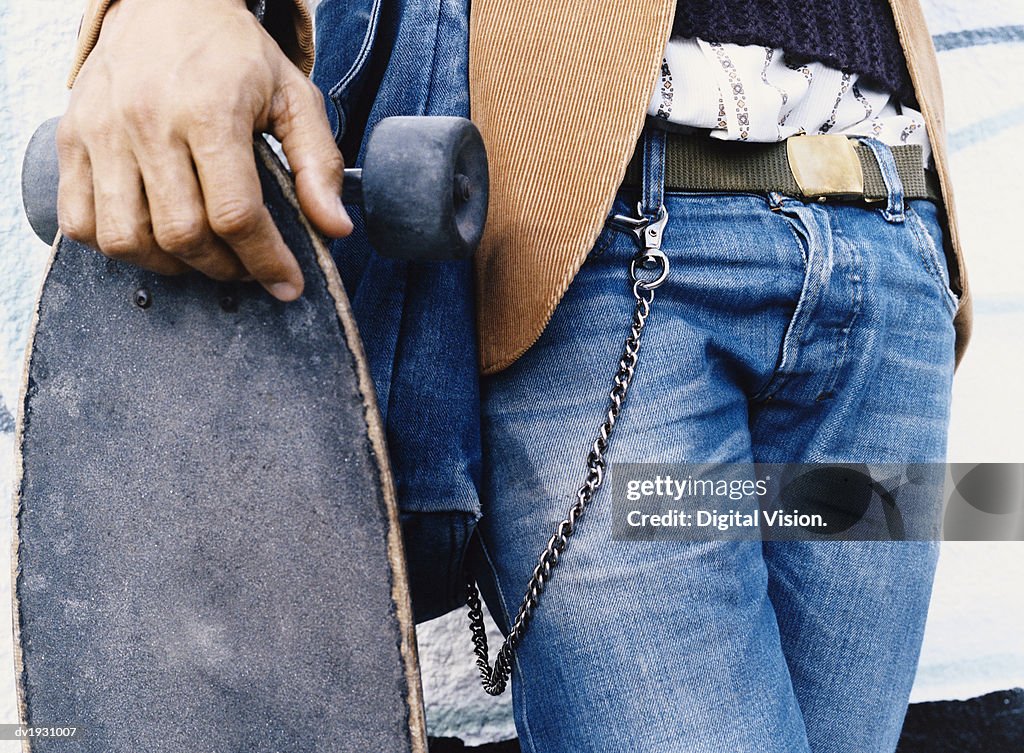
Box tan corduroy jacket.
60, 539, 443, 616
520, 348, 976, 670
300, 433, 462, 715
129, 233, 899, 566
72, 0, 970, 375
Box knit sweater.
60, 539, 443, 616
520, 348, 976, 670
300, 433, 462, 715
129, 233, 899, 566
673, 0, 915, 102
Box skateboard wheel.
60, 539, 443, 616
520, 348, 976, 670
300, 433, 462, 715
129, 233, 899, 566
22, 117, 62, 245
361, 116, 488, 261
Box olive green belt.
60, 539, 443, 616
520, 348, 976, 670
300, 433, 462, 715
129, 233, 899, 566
624, 132, 941, 204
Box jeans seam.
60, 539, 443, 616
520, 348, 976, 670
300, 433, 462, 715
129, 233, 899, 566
475, 532, 540, 753
664, 189, 773, 203
421, 0, 447, 116
825, 228, 864, 401
326, 0, 385, 139
782, 209, 809, 267
751, 207, 814, 401
905, 206, 959, 317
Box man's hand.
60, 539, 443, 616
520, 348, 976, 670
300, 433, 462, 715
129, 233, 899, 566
58, 0, 352, 301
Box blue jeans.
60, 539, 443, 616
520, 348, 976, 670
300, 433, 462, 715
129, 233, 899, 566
471, 135, 958, 752
314, 0, 483, 622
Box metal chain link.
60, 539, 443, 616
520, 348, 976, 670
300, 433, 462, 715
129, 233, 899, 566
466, 246, 669, 696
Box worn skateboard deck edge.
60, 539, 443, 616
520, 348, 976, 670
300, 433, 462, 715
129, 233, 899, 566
11, 221, 58, 753
10, 138, 427, 752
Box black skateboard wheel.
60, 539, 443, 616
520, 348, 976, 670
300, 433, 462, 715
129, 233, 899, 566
360, 116, 488, 261
21, 116, 62, 246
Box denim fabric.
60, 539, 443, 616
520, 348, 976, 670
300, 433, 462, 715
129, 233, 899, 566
470, 137, 957, 750
312, 0, 482, 623
858, 136, 907, 223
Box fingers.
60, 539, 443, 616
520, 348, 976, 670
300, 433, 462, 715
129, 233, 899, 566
63, 113, 301, 298
191, 122, 304, 300
57, 0, 330, 297
56, 121, 97, 246
139, 138, 247, 281
85, 136, 192, 276
270, 72, 353, 239
58, 119, 191, 275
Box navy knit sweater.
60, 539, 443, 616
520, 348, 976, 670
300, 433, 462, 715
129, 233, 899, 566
673, 0, 915, 102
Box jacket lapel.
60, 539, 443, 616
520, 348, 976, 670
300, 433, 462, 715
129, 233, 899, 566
469, 0, 675, 374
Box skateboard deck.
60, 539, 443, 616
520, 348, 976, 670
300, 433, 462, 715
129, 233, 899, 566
12, 139, 427, 752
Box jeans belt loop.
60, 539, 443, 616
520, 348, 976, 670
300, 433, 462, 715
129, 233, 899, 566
641, 126, 668, 218
858, 137, 906, 223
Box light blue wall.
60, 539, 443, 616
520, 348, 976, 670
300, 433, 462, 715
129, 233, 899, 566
0, 1, 1021, 745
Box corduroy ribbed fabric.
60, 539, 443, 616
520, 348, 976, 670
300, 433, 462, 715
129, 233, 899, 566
672, 0, 915, 102
469, 0, 676, 375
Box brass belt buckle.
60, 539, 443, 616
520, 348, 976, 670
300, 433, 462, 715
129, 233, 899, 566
787, 135, 864, 201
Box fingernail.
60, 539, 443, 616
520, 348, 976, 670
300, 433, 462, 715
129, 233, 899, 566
268, 281, 300, 301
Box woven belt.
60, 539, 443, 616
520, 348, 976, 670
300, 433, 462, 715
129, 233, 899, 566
624, 132, 941, 204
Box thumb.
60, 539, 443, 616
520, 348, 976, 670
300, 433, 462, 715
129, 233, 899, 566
269, 72, 353, 238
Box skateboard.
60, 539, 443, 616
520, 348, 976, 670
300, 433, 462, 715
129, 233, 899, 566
14, 116, 488, 751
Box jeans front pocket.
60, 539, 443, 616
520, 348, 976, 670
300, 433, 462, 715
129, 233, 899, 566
312, 0, 385, 149
905, 200, 960, 317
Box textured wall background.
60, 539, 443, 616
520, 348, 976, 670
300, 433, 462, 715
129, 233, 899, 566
0, 0, 1021, 747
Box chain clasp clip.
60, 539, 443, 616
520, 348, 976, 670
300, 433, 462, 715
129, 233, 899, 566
609, 202, 670, 291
